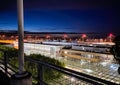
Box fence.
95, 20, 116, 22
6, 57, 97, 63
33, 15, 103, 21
0, 50, 119, 85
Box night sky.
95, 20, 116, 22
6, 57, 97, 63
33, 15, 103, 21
0, 0, 119, 33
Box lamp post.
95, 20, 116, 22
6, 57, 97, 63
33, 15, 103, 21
82, 34, 87, 42
17, 0, 24, 74
108, 33, 115, 42
63, 34, 67, 40
11, 0, 32, 85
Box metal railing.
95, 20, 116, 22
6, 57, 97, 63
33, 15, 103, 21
0, 50, 119, 85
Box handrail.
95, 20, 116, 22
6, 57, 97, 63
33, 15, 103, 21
0, 50, 119, 85
25, 57, 118, 85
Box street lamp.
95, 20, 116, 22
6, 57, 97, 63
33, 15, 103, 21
81, 34, 87, 42
63, 34, 67, 39
108, 33, 115, 42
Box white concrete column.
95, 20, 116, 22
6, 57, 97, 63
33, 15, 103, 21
17, 0, 24, 73
11, 0, 32, 85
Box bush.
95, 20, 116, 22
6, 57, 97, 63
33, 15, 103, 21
0, 45, 65, 84
0, 45, 18, 58
25, 54, 65, 83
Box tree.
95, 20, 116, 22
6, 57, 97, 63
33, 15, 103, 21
111, 35, 120, 74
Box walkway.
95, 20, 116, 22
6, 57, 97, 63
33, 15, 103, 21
0, 70, 10, 85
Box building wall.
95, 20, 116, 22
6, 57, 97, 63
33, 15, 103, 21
24, 43, 63, 57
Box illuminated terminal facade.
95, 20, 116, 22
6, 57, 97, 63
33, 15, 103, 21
13, 41, 120, 84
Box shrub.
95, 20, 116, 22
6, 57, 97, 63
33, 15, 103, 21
0, 45, 18, 58
25, 54, 65, 83
0, 45, 65, 84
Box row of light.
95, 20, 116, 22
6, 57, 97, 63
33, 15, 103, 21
0, 33, 115, 39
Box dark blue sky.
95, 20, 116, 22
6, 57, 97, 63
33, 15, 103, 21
0, 0, 119, 33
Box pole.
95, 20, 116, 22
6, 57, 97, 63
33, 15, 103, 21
10, 0, 32, 85
17, 0, 24, 73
